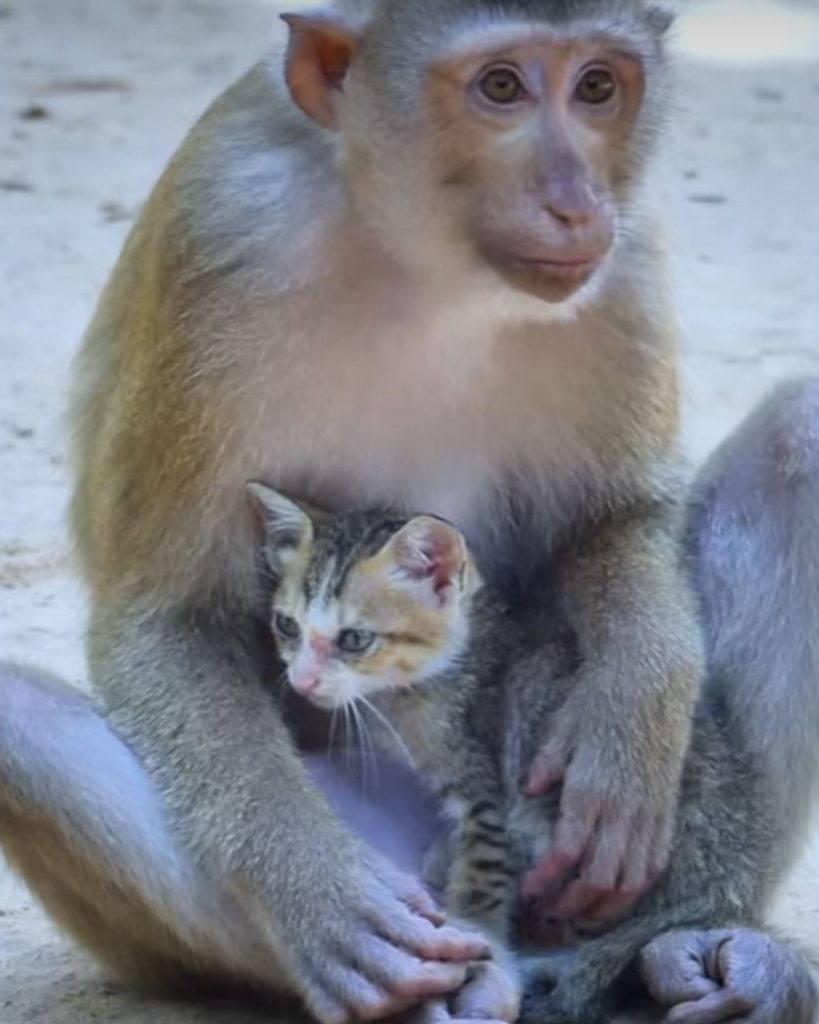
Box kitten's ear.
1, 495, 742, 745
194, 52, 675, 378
281, 9, 362, 131
384, 516, 468, 609
247, 482, 313, 573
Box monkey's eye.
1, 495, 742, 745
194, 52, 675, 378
478, 66, 526, 106
273, 612, 301, 641
574, 66, 618, 106
337, 629, 377, 655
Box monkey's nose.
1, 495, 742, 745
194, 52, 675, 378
543, 201, 593, 230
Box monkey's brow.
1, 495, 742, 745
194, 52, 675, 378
435, 22, 650, 67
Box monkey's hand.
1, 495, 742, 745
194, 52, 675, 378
287, 848, 492, 1024
639, 928, 819, 1024
520, 514, 702, 928
520, 680, 681, 926
400, 952, 520, 1024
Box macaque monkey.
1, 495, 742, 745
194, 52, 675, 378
0, 0, 818, 1022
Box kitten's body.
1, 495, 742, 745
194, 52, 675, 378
254, 492, 779, 1017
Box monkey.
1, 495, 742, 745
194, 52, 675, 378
0, 0, 817, 1020
3, 380, 819, 1024
74, 0, 703, 961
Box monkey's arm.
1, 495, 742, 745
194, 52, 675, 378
88, 604, 485, 1023
524, 506, 703, 925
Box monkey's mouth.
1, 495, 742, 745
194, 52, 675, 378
512, 256, 599, 280
484, 248, 602, 302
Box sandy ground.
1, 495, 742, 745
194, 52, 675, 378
0, 0, 818, 1020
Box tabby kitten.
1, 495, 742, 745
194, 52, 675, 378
249, 482, 557, 945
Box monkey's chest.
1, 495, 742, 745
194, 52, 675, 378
254, 304, 607, 570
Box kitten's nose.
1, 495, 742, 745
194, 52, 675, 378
293, 672, 322, 696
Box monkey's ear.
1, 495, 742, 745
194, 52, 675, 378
646, 5, 675, 36
247, 482, 313, 570
281, 10, 362, 131
382, 516, 469, 609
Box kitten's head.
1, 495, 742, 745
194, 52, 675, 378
249, 483, 482, 710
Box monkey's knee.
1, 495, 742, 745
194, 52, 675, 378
690, 377, 819, 641
0, 664, 295, 993
764, 377, 819, 482
694, 377, 819, 508
0, 663, 89, 806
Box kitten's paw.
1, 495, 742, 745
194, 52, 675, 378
453, 960, 521, 1021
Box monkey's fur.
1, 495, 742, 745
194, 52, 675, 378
0, 0, 817, 1022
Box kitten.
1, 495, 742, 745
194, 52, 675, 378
249, 482, 569, 946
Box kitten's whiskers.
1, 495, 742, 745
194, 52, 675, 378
348, 698, 379, 791
359, 696, 416, 771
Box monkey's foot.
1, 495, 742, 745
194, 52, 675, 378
639, 928, 818, 1024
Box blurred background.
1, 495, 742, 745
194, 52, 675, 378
0, 1, 818, 1021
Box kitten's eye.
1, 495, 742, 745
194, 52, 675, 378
273, 612, 301, 641
574, 66, 618, 106
478, 66, 526, 106
337, 629, 377, 655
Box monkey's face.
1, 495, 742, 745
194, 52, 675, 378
327, 4, 672, 309
421, 38, 649, 304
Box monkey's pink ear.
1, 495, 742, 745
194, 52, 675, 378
646, 5, 675, 36
384, 517, 469, 609
281, 10, 362, 131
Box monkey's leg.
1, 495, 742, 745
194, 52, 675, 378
0, 663, 471, 1016
633, 378, 819, 1024
690, 377, 819, 863
520, 380, 819, 1024
0, 663, 292, 990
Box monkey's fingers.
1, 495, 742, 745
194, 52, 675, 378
569, 811, 654, 926
405, 889, 446, 927
523, 736, 568, 796
363, 854, 447, 927
575, 886, 644, 931
717, 931, 818, 1023
521, 794, 599, 905
520, 851, 574, 900
355, 934, 470, 1002
304, 958, 418, 1024
546, 808, 638, 923
639, 933, 722, 1006
365, 895, 490, 963
666, 989, 753, 1024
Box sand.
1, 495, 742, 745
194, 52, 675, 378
1, 0, 818, 1020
